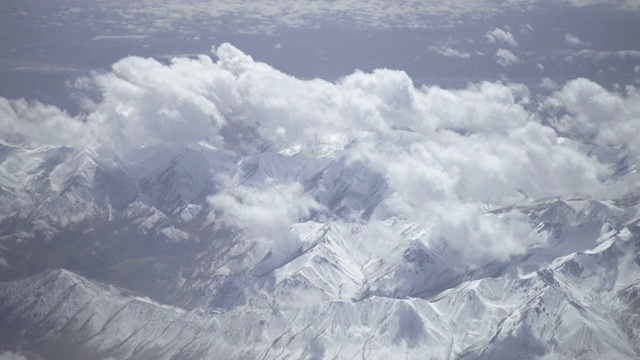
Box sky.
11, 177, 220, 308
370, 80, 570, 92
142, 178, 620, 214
1, 0, 640, 265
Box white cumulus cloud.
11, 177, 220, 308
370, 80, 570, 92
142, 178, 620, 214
495, 49, 521, 67
429, 45, 471, 59
207, 178, 322, 268
1, 43, 633, 265
546, 78, 640, 153
208, 180, 320, 239
485, 28, 518, 47
565, 33, 589, 47
0, 98, 87, 147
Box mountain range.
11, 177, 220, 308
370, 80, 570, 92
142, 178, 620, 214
0, 139, 639, 359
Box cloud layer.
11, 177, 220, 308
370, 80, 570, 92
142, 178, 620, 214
2, 43, 638, 265
37, 0, 640, 35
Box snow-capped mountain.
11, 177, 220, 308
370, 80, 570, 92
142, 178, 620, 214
3, 0, 640, 356
0, 138, 639, 360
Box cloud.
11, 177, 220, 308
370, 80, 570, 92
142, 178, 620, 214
565, 33, 589, 47
207, 178, 322, 265
564, 0, 639, 7
545, 78, 640, 153
348, 122, 603, 263
0, 352, 27, 360
339, 80, 609, 262
566, 49, 640, 63
34, 0, 639, 37
23, 1, 510, 34
429, 45, 471, 59
0, 43, 628, 265
208, 179, 320, 238
0, 98, 88, 147
495, 49, 521, 67
539, 78, 559, 90
33, 0, 517, 35
86, 54, 232, 150
486, 28, 518, 47
347, 79, 607, 201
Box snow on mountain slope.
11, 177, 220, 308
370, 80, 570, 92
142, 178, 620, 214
0, 219, 638, 359
0, 141, 639, 359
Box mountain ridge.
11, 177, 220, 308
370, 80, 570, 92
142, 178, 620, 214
0, 140, 639, 359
